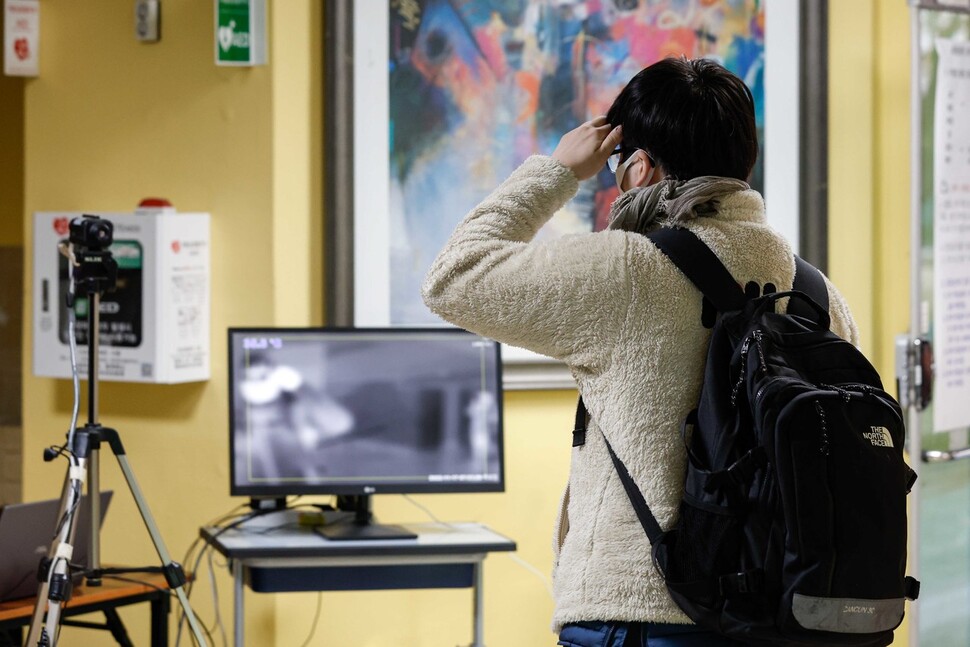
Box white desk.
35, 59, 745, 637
200, 514, 516, 647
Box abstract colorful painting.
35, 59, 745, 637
386, 0, 765, 324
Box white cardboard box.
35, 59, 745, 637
33, 211, 210, 383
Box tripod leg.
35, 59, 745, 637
86, 448, 102, 586
24, 579, 50, 647
26, 536, 76, 647
111, 453, 209, 646
41, 600, 64, 647
25, 460, 88, 647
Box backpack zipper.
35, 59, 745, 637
732, 331, 768, 407
814, 400, 831, 455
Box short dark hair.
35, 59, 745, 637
605, 57, 758, 181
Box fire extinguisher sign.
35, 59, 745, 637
4, 0, 39, 77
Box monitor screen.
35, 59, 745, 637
228, 328, 504, 497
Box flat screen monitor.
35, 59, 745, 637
228, 328, 504, 538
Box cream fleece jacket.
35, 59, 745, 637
421, 155, 859, 633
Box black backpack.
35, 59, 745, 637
573, 227, 919, 647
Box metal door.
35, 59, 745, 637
902, 3, 970, 645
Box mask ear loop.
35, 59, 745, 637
616, 150, 658, 192
614, 153, 633, 191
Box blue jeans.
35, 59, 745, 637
557, 621, 746, 646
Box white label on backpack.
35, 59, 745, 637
864, 427, 894, 448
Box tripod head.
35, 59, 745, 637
68, 215, 118, 298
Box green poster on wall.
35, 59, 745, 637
215, 0, 266, 66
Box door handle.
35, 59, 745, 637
895, 336, 934, 410
922, 447, 970, 463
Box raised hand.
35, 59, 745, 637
551, 116, 623, 181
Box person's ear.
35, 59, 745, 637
625, 151, 658, 188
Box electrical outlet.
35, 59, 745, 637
135, 0, 160, 42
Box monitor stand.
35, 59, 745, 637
315, 495, 417, 541
248, 496, 288, 512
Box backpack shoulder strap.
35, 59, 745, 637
573, 396, 664, 545
790, 256, 829, 320
645, 227, 746, 313
648, 227, 831, 323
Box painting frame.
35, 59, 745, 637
325, 0, 827, 390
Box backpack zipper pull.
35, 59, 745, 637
820, 383, 852, 402
753, 330, 767, 374
731, 336, 753, 406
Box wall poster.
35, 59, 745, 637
933, 37, 970, 433
336, 0, 802, 387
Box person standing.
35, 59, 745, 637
423, 58, 858, 646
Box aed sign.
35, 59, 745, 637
215, 0, 266, 66
4, 0, 39, 77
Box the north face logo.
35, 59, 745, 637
863, 426, 893, 448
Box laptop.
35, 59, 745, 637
0, 490, 113, 602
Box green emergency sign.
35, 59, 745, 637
215, 0, 266, 66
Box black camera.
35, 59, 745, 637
68, 215, 118, 296
69, 215, 113, 251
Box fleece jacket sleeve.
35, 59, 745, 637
422, 155, 632, 371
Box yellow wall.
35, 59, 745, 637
873, 0, 914, 383
13, 0, 918, 645
0, 7, 24, 248
829, 0, 878, 357
272, 1, 323, 325
829, 0, 912, 396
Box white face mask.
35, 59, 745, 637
615, 151, 656, 192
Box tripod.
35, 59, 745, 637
25, 216, 209, 647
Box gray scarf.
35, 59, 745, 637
607, 176, 750, 234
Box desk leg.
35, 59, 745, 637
233, 559, 245, 647
472, 561, 484, 647
150, 589, 170, 647
103, 608, 135, 647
